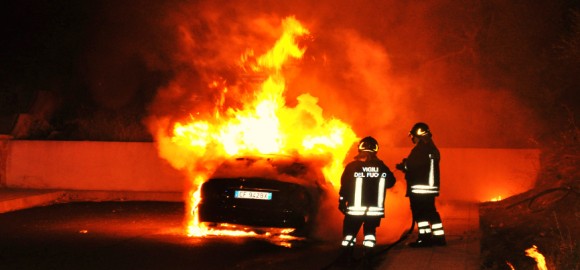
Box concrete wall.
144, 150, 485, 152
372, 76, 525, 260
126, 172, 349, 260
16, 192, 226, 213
381, 148, 541, 202
4, 141, 185, 192
0, 137, 10, 187
1, 140, 540, 202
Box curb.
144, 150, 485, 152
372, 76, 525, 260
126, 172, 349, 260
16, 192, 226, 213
0, 189, 183, 214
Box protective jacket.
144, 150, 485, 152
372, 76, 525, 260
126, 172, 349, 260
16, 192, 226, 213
339, 158, 395, 217
403, 140, 440, 197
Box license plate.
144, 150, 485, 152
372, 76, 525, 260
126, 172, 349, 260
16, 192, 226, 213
234, 190, 272, 200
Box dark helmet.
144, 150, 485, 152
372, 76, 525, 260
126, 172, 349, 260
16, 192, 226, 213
358, 136, 379, 153
409, 122, 432, 138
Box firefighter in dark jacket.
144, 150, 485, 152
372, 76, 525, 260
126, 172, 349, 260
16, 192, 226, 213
396, 122, 446, 247
338, 136, 396, 259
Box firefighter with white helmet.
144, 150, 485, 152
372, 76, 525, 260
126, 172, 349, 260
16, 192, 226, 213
396, 122, 446, 247
338, 136, 396, 262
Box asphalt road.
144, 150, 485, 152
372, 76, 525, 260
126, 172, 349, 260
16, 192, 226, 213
0, 201, 352, 270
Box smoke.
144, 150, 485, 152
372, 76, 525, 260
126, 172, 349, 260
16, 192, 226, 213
125, 0, 540, 149
130, 0, 545, 242
2, 0, 567, 145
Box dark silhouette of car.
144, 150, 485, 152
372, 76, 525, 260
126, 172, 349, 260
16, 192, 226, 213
197, 155, 328, 237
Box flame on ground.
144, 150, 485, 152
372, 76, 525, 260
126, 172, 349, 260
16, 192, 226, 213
506, 245, 549, 270
153, 16, 358, 238
506, 261, 515, 270
525, 245, 548, 270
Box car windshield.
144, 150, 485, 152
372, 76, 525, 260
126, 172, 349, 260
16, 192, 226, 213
210, 155, 316, 183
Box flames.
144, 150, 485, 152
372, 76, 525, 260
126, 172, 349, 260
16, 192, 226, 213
506, 245, 549, 270
525, 245, 548, 270
152, 16, 357, 237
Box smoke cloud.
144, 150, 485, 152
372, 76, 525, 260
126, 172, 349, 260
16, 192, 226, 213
3, 0, 573, 145
121, 0, 543, 149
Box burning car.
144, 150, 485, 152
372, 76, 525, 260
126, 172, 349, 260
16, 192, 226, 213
197, 154, 329, 237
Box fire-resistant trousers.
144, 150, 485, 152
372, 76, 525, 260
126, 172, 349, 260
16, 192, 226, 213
409, 195, 445, 240
341, 215, 381, 248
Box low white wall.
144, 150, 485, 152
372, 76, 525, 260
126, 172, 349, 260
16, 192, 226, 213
381, 148, 541, 202
2, 141, 540, 202
4, 141, 185, 192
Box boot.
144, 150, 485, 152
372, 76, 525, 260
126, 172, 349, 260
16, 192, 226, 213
411, 221, 433, 248
409, 235, 432, 248
431, 221, 446, 246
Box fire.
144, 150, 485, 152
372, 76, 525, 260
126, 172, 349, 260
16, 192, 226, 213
490, 195, 502, 202
507, 245, 549, 270
525, 245, 548, 270
506, 261, 515, 270
154, 16, 357, 237
186, 183, 204, 237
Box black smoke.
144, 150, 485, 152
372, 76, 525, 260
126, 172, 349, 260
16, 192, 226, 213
1, 0, 578, 146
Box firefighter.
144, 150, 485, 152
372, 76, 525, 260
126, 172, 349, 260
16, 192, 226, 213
338, 136, 396, 261
396, 122, 446, 247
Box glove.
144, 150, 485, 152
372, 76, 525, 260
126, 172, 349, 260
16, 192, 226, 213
339, 201, 347, 215
395, 158, 407, 171
395, 163, 404, 171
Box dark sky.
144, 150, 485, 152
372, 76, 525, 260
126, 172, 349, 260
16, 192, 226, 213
1, 0, 578, 146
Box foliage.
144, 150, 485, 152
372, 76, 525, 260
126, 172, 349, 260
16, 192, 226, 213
480, 122, 579, 270
48, 104, 153, 142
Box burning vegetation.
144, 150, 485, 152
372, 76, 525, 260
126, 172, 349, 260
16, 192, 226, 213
480, 126, 579, 270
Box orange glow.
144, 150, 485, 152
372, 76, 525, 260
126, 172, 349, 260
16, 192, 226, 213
192, 223, 304, 247
490, 195, 502, 202
506, 261, 515, 270
525, 245, 548, 270
155, 16, 357, 238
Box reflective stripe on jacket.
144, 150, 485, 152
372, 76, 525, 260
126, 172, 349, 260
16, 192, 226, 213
404, 141, 441, 197
339, 158, 396, 217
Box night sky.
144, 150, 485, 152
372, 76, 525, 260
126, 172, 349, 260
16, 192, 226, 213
1, 0, 578, 146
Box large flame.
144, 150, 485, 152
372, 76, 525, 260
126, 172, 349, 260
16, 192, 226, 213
153, 16, 357, 237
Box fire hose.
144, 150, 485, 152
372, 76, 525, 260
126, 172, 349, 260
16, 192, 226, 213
321, 186, 579, 269
321, 218, 415, 269
506, 185, 579, 212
